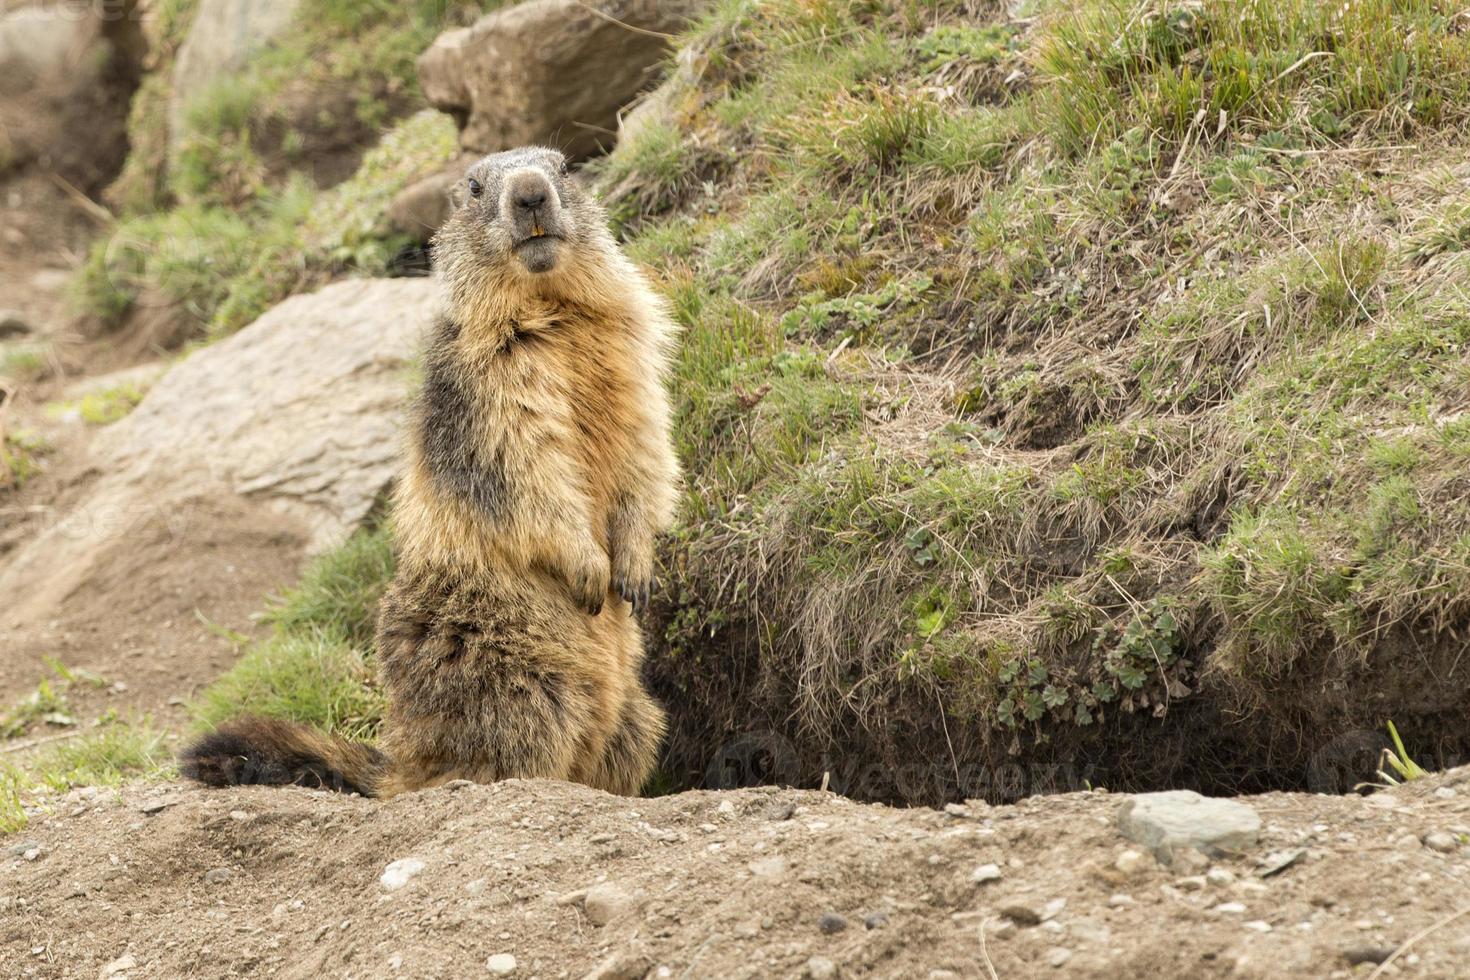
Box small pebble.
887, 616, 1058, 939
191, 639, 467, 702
1243, 921, 1272, 933
863, 912, 890, 929
1046, 947, 1073, 968
806, 957, 837, 980
204, 867, 233, 884
1423, 832, 1457, 854
485, 952, 517, 976
1214, 902, 1247, 915
971, 863, 1002, 884
380, 858, 425, 891
1108, 894, 1135, 908
817, 912, 848, 935
1206, 868, 1236, 887
1115, 850, 1148, 875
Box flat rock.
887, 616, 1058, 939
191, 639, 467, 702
1117, 791, 1261, 865
386, 154, 477, 242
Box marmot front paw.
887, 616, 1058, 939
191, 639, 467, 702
562, 547, 611, 616
611, 550, 655, 614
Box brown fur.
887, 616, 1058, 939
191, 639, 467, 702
182, 147, 679, 798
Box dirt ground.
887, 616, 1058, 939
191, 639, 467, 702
1, 176, 307, 736
0, 767, 1467, 979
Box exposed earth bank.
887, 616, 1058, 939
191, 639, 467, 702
3, 767, 1469, 979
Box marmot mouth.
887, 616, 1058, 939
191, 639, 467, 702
513, 233, 563, 249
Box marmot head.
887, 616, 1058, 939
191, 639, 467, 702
436, 146, 607, 282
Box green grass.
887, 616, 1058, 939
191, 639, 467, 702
1, 722, 171, 834
76, 110, 457, 338
192, 526, 392, 739
1, 429, 50, 491
110, 0, 502, 214
48, 382, 149, 426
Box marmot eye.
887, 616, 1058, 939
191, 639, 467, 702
558, 161, 569, 177
468, 178, 483, 198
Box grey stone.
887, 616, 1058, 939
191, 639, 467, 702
381, 858, 426, 891
582, 950, 651, 980
1423, 832, 1458, 854
0, 279, 434, 630
584, 882, 639, 926
386, 155, 477, 242
816, 912, 848, 934
0, 309, 31, 339
486, 952, 517, 975
805, 958, 837, 980
971, 863, 1003, 884
204, 867, 234, 884
1117, 791, 1261, 865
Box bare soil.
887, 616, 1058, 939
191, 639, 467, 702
2, 768, 1468, 979
0, 177, 306, 737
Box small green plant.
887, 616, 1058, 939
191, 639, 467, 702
0, 659, 108, 738
1, 429, 50, 491
0, 719, 170, 833
49, 382, 148, 426
1376, 720, 1429, 785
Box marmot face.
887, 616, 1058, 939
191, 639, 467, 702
440, 146, 596, 279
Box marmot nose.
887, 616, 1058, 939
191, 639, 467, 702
515, 189, 547, 211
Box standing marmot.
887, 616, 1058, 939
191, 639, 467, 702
182, 146, 680, 797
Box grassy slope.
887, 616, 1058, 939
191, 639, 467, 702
590, 0, 1470, 801
123, 0, 1470, 807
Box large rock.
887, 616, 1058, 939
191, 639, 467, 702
417, 0, 707, 161
1117, 791, 1262, 865
386, 152, 478, 242
168, 0, 302, 152
0, 277, 435, 627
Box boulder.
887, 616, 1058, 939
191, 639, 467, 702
168, 0, 303, 153
417, 0, 707, 162
0, 277, 435, 627
386, 153, 478, 242
1117, 791, 1262, 866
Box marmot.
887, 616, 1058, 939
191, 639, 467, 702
181, 146, 680, 798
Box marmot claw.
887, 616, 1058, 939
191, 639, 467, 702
615, 576, 654, 614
